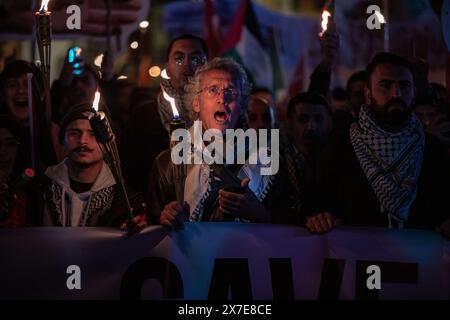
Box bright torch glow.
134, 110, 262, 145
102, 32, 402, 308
162, 88, 179, 118
319, 10, 331, 37
94, 54, 104, 67
39, 0, 50, 12
161, 68, 170, 79
375, 11, 386, 24
92, 90, 101, 112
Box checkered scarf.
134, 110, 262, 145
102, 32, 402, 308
350, 105, 425, 225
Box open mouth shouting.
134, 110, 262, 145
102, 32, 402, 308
214, 111, 230, 124
13, 97, 28, 108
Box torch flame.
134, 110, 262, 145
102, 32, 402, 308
39, 0, 50, 12
375, 11, 386, 24
319, 10, 331, 37
161, 68, 170, 79
162, 89, 179, 118
92, 90, 101, 112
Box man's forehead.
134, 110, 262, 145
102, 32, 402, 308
170, 39, 205, 56
6, 74, 28, 82
66, 118, 92, 130
295, 103, 329, 115
372, 64, 413, 81
201, 70, 235, 85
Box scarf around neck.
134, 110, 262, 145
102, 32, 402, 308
350, 105, 425, 226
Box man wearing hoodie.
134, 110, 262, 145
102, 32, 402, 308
41, 106, 144, 227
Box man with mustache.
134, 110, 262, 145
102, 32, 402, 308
306, 53, 450, 237
40, 105, 144, 227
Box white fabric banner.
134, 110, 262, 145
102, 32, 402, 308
0, 223, 448, 300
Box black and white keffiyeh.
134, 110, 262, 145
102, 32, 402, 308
350, 105, 425, 226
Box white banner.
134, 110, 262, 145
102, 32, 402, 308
0, 223, 448, 300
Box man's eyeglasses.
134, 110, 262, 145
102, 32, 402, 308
174, 55, 206, 67
197, 85, 239, 101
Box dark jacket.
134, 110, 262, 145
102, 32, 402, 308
147, 148, 301, 225
312, 131, 450, 230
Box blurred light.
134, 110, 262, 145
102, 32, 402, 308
94, 54, 104, 67
130, 41, 139, 49
148, 66, 161, 78
161, 68, 170, 79
139, 20, 150, 29
117, 75, 128, 80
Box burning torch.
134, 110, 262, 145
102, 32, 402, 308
88, 90, 136, 230
319, 0, 335, 37
162, 84, 186, 204
319, 10, 332, 37
35, 0, 52, 124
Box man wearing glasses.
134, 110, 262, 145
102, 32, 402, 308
158, 34, 209, 131
148, 57, 295, 228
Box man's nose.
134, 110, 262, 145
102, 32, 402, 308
18, 82, 28, 94
305, 120, 317, 130
79, 132, 90, 144
390, 84, 402, 98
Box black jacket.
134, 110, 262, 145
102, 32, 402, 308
312, 131, 450, 230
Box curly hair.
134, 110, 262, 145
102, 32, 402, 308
184, 57, 252, 129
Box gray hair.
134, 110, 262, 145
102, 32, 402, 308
184, 57, 252, 129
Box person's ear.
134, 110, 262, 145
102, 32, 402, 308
364, 87, 372, 105
192, 95, 200, 113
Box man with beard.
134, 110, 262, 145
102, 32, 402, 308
306, 53, 450, 237
39, 106, 145, 227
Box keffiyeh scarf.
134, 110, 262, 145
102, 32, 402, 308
350, 105, 425, 227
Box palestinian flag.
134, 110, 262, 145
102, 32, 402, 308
204, 0, 222, 58
221, 0, 273, 90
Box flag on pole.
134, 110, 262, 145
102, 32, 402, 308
204, 0, 222, 58
221, 0, 273, 90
